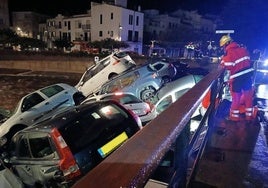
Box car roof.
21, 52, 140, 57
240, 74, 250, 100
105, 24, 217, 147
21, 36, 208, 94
155, 74, 203, 101
20, 100, 125, 132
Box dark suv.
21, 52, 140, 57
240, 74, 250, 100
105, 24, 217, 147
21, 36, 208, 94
4, 100, 142, 187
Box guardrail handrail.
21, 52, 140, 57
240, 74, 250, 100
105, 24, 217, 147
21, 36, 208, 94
72, 66, 224, 188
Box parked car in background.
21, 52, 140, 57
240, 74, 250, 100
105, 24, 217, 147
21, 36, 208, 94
0, 83, 85, 147
75, 51, 136, 97
99, 63, 164, 101
4, 100, 142, 187
83, 92, 157, 125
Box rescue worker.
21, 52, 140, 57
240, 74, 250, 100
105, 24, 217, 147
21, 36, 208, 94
219, 35, 255, 121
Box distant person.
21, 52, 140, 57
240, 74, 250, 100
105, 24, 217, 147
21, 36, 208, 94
219, 35, 256, 121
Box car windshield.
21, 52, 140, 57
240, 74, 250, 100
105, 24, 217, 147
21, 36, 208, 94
102, 94, 142, 104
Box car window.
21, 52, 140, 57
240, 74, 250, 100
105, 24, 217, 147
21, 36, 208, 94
10, 134, 31, 158
21, 93, 45, 112
103, 94, 141, 104
193, 75, 204, 83
28, 135, 54, 158
156, 95, 173, 114
153, 63, 164, 71
40, 84, 64, 98
59, 103, 133, 154
174, 88, 190, 100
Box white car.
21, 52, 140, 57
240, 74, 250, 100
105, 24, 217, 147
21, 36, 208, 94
0, 83, 85, 147
82, 92, 157, 125
152, 74, 204, 115
75, 51, 136, 97
151, 74, 204, 132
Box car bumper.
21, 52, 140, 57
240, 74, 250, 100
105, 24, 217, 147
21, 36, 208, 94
139, 111, 157, 125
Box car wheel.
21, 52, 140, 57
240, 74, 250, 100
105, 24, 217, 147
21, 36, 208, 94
140, 86, 156, 101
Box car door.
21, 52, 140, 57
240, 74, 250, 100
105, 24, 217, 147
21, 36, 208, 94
10, 132, 60, 186
19, 92, 53, 124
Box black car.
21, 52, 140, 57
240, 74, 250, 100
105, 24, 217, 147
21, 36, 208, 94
4, 100, 142, 187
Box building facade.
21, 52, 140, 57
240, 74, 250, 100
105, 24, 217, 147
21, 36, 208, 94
0, 0, 10, 29
43, 1, 144, 54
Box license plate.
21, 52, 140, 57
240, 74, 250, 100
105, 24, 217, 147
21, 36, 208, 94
98, 132, 128, 158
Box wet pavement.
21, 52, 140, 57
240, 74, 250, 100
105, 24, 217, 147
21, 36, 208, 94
0, 69, 81, 113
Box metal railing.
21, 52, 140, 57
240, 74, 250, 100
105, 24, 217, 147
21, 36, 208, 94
72, 66, 225, 188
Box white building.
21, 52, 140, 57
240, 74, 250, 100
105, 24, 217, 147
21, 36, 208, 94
44, 1, 144, 54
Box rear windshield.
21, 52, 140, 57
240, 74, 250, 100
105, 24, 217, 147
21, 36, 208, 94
102, 94, 141, 104
58, 103, 139, 153
40, 85, 64, 98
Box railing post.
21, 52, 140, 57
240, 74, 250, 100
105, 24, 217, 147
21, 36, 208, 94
169, 122, 191, 188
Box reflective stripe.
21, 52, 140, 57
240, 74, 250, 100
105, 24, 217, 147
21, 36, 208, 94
223, 62, 234, 66
222, 56, 250, 67
231, 110, 240, 113
246, 112, 253, 116
245, 108, 253, 111
231, 113, 240, 117
229, 68, 254, 79
234, 56, 250, 65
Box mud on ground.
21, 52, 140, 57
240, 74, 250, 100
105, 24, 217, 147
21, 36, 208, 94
0, 69, 82, 112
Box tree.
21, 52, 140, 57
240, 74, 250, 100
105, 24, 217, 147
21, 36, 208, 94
89, 38, 129, 52
0, 28, 19, 46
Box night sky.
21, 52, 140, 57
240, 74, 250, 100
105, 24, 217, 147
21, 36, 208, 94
8, 0, 225, 17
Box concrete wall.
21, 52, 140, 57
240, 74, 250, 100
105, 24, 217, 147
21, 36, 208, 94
0, 58, 146, 73
0, 60, 93, 73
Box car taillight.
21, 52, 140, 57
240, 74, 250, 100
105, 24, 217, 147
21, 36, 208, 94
127, 109, 142, 129
112, 60, 120, 65
51, 128, 81, 180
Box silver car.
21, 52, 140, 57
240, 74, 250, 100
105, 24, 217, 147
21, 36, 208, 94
0, 83, 85, 147
99, 64, 163, 101
152, 74, 204, 115
83, 92, 157, 125
146, 60, 177, 83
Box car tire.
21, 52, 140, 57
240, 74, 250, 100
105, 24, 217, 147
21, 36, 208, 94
140, 86, 156, 101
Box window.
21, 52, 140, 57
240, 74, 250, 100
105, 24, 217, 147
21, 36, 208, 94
100, 14, 103, 24
136, 16, 139, 26
156, 95, 173, 114
21, 93, 45, 112
29, 136, 53, 158
111, 13, 113, 20
99, 31, 103, 37
134, 31, 139, 42
17, 135, 31, 158
128, 30, 133, 41
68, 21, 71, 30
40, 85, 64, 98
129, 15, 133, 25
59, 21, 62, 29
